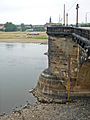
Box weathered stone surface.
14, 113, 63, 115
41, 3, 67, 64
33, 27, 90, 102
74, 59, 90, 91
48, 36, 79, 80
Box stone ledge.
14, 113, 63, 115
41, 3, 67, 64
31, 87, 90, 103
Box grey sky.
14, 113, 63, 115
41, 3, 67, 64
0, 0, 90, 25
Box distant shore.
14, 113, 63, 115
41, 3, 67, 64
0, 32, 48, 44
0, 38, 48, 44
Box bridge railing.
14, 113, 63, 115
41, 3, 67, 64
47, 26, 90, 40
73, 27, 90, 40
47, 26, 73, 35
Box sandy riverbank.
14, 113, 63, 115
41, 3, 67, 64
0, 98, 90, 120
0, 32, 48, 44
0, 39, 48, 44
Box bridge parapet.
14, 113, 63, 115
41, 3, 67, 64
73, 27, 90, 40
47, 26, 90, 57
47, 26, 73, 36
47, 26, 90, 40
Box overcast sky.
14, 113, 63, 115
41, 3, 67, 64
0, 0, 90, 25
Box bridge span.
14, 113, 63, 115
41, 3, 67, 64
32, 26, 90, 103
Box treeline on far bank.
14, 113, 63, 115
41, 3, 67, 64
0, 22, 45, 32
80, 23, 90, 27
1, 22, 90, 32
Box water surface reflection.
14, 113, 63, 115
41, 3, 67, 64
0, 43, 48, 114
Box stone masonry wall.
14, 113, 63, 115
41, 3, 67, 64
48, 36, 79, 83
33, 33, 90, 102
79, 46, 88, 68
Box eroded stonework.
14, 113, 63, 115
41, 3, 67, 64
32, 32, 90, 102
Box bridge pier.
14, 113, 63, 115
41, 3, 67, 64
32, 26, 90, 102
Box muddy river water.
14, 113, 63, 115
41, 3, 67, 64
0, 43, 48, 114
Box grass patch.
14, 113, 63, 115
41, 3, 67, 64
0, 32, 48, 39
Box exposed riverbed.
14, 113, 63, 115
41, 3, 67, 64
0, 98, 90, 120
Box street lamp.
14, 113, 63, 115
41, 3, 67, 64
76, 4, 79, 27
66, 13, 68, 26
63, 4, 65, 26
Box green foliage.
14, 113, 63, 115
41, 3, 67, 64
80, 23, 90, 27
4, 22, 17, 32
0, 29, 4, 31
33, 27, 45, 32
55, 23, 62, 26
20, 23, 26, 31
29, 24, 32, 28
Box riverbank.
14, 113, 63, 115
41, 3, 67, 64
0, 98, 90, 120
0, 39, 48, 44
0, 32, 48, 44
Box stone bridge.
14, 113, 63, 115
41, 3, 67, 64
32, 26, 90, 102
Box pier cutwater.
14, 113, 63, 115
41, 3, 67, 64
32, 26, 90, 102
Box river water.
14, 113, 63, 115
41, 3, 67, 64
0, 43, 48, 114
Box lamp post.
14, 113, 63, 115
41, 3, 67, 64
76, 4, 79, 27
49, 16, 52, 23
66, 13, 68, 26
63, 4, 65, 26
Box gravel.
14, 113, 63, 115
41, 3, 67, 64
0, 98, 90, 120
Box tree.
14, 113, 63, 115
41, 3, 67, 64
29, 24, 32, 28
20, 23, 26, 31
80, 23, 90, 27
33, 27, 45, 32
4, 22, 17, 32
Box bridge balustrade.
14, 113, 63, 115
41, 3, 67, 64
73, 28, 90, 40
47, 26, 73, 36
47, 26, 90, 40
47, 26, 90, 57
